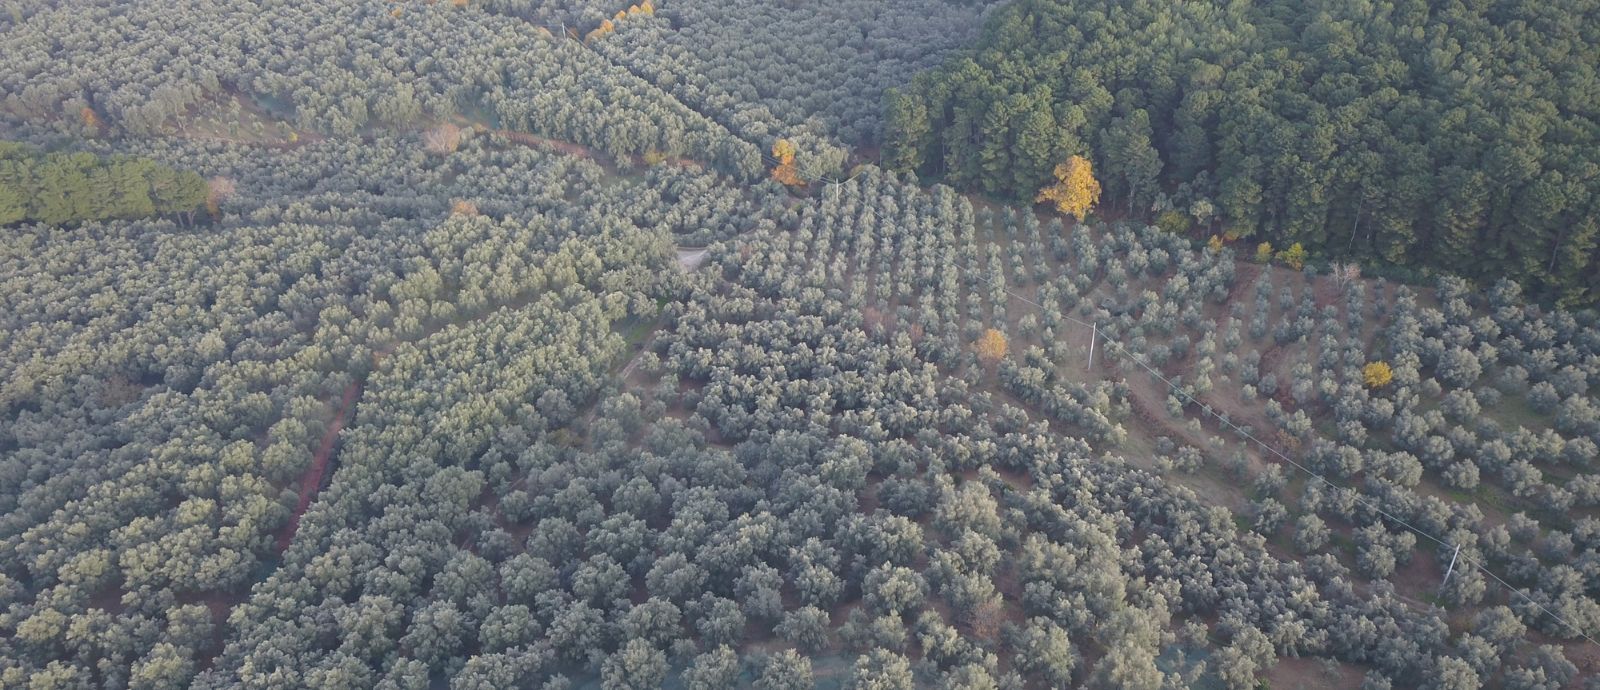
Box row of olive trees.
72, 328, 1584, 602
0, 132, 688, 687
0, 0, 763, 177
591, 0, 1002, 180
681, 171, 1575, 689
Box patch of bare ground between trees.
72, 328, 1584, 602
677, 247, 710, 271
1113, 364, 1252, 511
1266, 656, 1366, 690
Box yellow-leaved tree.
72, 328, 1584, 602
1035, 155, 1101, 221
771, 138, 804, 187
1363, 361, 1393, 388
1276, 242, 1308, 271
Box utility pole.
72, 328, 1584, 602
1439, 543, 1463, 593
1086, 323, 1097, 371
829, 168, 867, 207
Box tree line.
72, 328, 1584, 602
881, 0, 1600, 305
592, 0, 1003, 183
0, 141, 205, 225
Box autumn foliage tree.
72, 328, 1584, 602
770, 138, 804, 187
1276, 242, 1308, 271
1363, 361, 1393, 389
976, 328, 1008, 366
586, 19, 616, 43
1034, 155, 1100, 221
80, 107, 101, 135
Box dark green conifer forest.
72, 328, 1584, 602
0, 143, 206, 225
883, 0, 1600, 305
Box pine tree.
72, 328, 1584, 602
1010, 86, 1064, 199
882, 88, 930, 174
0, 170, 24, 225
155, 169, 207, 219
1099, 109, 1162, 212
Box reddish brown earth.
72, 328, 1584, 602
275, 377, 362, 552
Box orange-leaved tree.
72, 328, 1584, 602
1035, 155, 1100, 221
80, 107, 101, 135
771, 138, 804, 187
586, 19, 615, 43
976, 328, 1008, 366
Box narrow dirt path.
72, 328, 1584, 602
618, 348, 650, 380
275, 377, 362, 552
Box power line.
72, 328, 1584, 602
757, 151, 863, 189
975, 271, 1600, 648
827, 168, 869, 205
703, 166, 1597, 647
